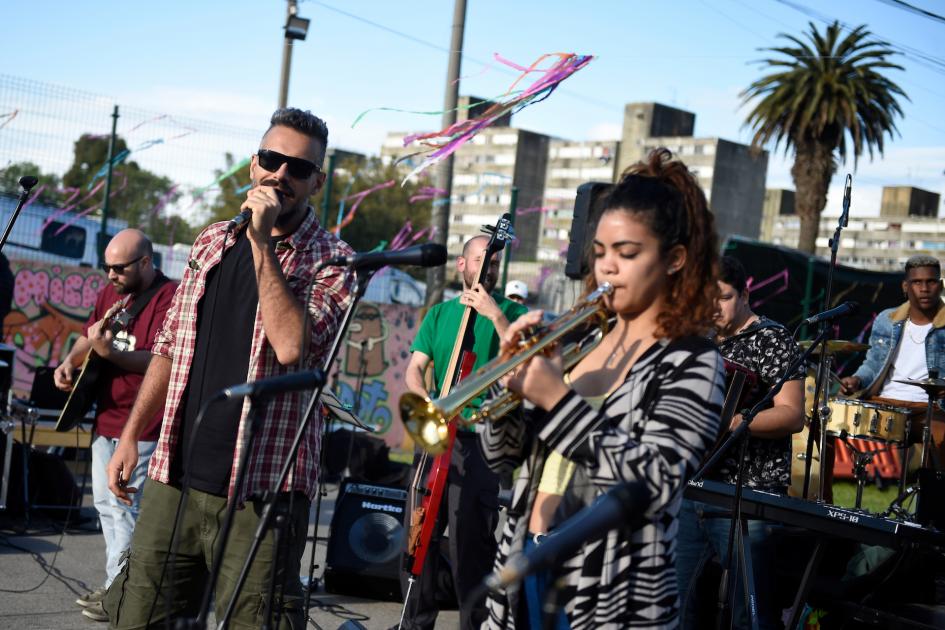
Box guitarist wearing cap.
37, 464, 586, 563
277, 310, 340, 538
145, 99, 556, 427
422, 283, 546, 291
398, 234, 528, 630
53, 229, 176, 623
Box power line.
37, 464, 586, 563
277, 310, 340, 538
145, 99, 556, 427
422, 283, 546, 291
773, 0, 945, 76
304, 0, 621, 114
727, 0, 945, 99
872, 0, 945, 26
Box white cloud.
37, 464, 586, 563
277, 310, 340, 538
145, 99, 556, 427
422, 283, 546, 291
123, 85, 274, 130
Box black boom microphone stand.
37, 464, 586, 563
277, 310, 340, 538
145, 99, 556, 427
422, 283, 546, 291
479, 482, 647, 594
1, 175, 39, 253
802, 173, 853, 502
692, 324, 830, 630
215, 243, 447, 629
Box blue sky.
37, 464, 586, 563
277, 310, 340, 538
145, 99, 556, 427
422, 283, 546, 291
4, 0, 944, 216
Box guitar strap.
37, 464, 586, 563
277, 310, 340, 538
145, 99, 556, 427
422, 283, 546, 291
111, 273, 172, 331
125, 273, 172, 320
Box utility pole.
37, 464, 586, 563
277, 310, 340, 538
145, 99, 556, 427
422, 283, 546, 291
278, 0, 309, 108
426, 0, 467, 307
99, 105, 119, 266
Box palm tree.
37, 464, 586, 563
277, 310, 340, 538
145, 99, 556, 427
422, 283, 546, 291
742, 21, 907, 254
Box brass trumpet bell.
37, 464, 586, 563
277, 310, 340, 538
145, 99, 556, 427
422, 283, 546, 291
399, 282, 613, 455
400, 392, 452, 455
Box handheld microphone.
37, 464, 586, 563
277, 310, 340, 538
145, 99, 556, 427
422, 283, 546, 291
840, 174, 852, 228
227, 189, 285, 231
482, 482, 646, 592
801, 301, 859, 327
326, 243, 448, 271
221, 369, 325, 400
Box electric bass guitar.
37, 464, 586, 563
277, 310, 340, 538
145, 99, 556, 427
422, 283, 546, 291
403, 214, 514, 585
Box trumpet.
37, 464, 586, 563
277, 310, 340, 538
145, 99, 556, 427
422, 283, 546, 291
400, 282, 613, 455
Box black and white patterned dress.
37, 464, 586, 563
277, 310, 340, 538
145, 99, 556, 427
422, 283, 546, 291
714, 317, 805, 491
479, 336, 725, 629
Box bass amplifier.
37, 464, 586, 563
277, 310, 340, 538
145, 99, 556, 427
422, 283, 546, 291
324, 479, 407, 600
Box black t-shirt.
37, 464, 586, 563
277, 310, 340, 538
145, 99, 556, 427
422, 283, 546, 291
173, 232, 264, 496
712, 316, 805, 492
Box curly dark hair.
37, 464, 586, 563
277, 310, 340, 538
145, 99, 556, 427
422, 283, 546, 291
265, 107, 329, 164
583, 148, 719, 339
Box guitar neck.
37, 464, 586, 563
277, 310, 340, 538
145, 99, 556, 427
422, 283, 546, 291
439, 305, 477, 398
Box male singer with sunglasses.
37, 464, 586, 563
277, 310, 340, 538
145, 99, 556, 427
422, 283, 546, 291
103, 108, 355, 628
54, 229, 177, 623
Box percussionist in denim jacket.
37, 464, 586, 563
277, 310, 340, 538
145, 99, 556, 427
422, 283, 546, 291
841, 254, 945, 467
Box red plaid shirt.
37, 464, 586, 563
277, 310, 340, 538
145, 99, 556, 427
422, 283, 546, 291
147, 208, 354, 502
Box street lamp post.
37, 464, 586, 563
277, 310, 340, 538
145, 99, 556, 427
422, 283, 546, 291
278, 0, 310, 108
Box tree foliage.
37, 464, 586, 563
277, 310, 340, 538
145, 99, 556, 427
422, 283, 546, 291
203, 152, 252, 227
0, 162, 63, 205
324, 157, 429, 253
61, 134, 196, 245
741, 21, 907, 253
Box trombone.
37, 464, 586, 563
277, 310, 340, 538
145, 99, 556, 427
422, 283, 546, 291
400, 282, 613, 455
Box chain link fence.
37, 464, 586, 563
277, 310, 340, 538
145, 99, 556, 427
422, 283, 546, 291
0, 74, 260, 276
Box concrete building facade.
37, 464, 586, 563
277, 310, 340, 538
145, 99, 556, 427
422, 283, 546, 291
880, 186, 941, 219
635, 137, 768, 242
618, 102, 768, 244
618, 102, 695, 174
763, 185, 943, 271
538, 139, 619, 262
380, 125, 550, 260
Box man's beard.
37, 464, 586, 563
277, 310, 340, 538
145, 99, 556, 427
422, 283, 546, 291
114, 281, 135, 295
275, 199, 307, 229
464, 268, 495, 292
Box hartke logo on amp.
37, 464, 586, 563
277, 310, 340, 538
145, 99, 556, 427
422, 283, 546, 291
324, 479, 408, 601
360, 500, 403, 514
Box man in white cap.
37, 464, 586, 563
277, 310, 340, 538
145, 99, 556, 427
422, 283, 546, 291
504, 279, 528, 305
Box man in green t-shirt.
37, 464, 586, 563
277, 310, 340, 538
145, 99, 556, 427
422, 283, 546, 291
398, 235, 528, 630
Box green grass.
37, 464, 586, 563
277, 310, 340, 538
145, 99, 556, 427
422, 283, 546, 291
830, 480, 904, 514
388, 449, 414, 465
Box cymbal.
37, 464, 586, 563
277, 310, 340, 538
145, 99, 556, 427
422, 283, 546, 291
798, 340, 870, 354
892, 377, 945, 394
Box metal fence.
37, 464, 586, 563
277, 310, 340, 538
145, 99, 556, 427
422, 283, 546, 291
0, 74, 260, 275
0, 73, 579, 306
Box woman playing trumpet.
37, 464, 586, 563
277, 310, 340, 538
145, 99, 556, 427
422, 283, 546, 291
480, 148, 726, 630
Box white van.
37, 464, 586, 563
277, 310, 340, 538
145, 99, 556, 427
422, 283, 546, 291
0, 193, 127, 268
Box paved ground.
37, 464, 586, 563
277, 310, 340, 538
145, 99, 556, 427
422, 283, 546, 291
0, 473, 459, 630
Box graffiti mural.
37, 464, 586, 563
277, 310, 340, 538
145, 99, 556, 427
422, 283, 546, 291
0, 259, 423, 449
2, 260, 106, 395
329, 302, 419, 448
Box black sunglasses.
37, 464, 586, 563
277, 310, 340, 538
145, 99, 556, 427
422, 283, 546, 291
102, 255, 144, 274
256, 149, 322, 179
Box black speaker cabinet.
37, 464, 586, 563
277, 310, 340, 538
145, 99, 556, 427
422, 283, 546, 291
916, 468, 945, 530
324, 479, 407, 600
564, 181, 613, 280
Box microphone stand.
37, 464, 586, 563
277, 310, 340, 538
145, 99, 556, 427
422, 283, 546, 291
346, 339, 369, 475
1, 176, 39, 253
217, 265, 376, 629
803, 174, 851, 502
187, 399, 269, 629
692, 325, 828, 630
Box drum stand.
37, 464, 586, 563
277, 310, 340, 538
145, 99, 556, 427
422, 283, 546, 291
883, 371, 945, 521
838, 434, 891, 509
